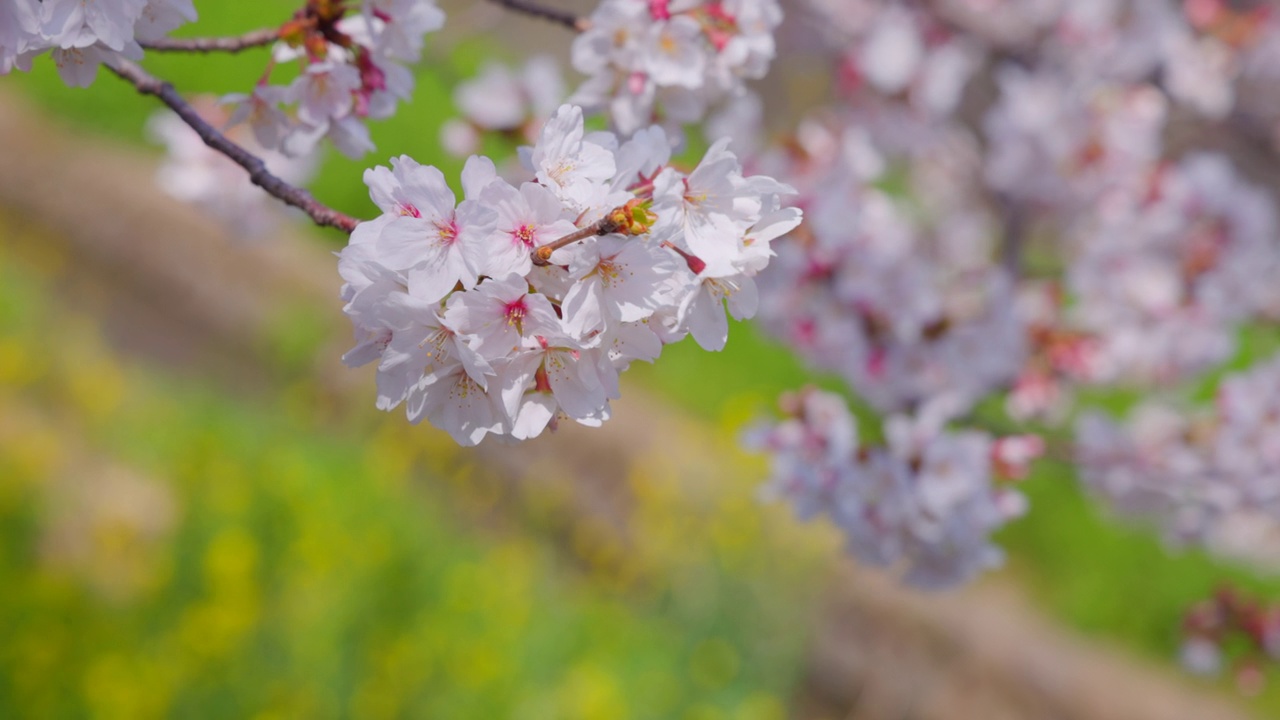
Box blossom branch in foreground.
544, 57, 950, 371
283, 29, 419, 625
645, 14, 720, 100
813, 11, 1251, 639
486, 0, 589, 32
105, 58, 359, 234
339, 104, 801, 445
138, 28, 281, 54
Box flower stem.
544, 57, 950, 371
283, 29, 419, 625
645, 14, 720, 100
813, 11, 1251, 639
139, 28, 281, 54
532, 216, 623, 266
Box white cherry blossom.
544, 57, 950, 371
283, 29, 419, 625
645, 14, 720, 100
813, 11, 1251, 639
570, 0, 785, 134
479, 180, 579, 278
523, 104, 616, 208
562, 235, 677, 338
371, 157, 496, 302
340, 104, 799, 444
445, 274, 562, 359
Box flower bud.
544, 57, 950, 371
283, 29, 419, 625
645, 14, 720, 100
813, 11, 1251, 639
608, 199, 658, 236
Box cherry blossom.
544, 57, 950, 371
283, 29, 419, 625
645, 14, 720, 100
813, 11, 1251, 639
736, 0, 1280, 597
3, 0, 196, 87
371, 157, 496, 303
441, 55, 566, 158
748, 388, 1035, 589
1179, 586, 1280, 693
339, 104, 800, 444
218, 0, 446, 158
569, 0, 785, 135
1077, 353, 1280, 550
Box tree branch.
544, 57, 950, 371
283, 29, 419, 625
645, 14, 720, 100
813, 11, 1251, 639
532, 215, 621, 266
139, 28, 280, 54
105, 57, 360, 235
998, 192, 1027, 277
486, 0, 590, 32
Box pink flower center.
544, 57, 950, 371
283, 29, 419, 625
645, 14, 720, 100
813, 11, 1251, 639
398, 203, 420, 218
649, 0, 670, 20
513, 224, 538, 249
435, 219, 459, 244
504, 297, 529, 334
700, 2, 739, 52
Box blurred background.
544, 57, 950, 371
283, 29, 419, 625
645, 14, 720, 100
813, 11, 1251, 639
3, 1, 1280, 718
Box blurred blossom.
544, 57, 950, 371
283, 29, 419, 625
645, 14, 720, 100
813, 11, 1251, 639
1077, 353, 1280, 547
1180, 636, 1223, 675
737, 0, 1280, 602
569, 0, 785, 136
748, 388, 1036, 589
440, 55, 567, 170
146, 97, 317, 237
1179, 585, 1280, 691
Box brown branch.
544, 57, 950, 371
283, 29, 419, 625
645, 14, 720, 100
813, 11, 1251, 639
104, 57, 360, 234
998, 192, 1028, 277
532, 216, 622, 266
139, 28, 280, 54
487, 0, 590, 32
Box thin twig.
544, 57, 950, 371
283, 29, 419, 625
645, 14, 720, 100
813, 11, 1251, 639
105, 57, 360, 234
998, 192, 1027, 277
486, 0, 590, 32
139, 28, 280, 54
532, 215, 622, 266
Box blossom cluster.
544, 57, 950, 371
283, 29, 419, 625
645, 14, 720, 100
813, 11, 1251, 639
1065, 153, 1280, 384
753, 115, 1025, 415
744, 0, 1280, 589
975, 5, 1280, 390
808, 1, 984, 120
747, 388, 1038, 589
1180, 585, 1280, 696
960, 0, 1274, 119
570, 0, 784, 135
1076, 353, 1280, 551
1, 0, 196, 86
339, 104, 801, 444
746, 0, 1280, 417
2, 0, 446, 159
223, 0, 445, 158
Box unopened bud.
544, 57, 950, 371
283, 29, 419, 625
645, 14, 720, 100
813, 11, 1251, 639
279, 19, 310, 47
608, 199, 657, 236
305, 33, 330, 59
661, 240, 706, 275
